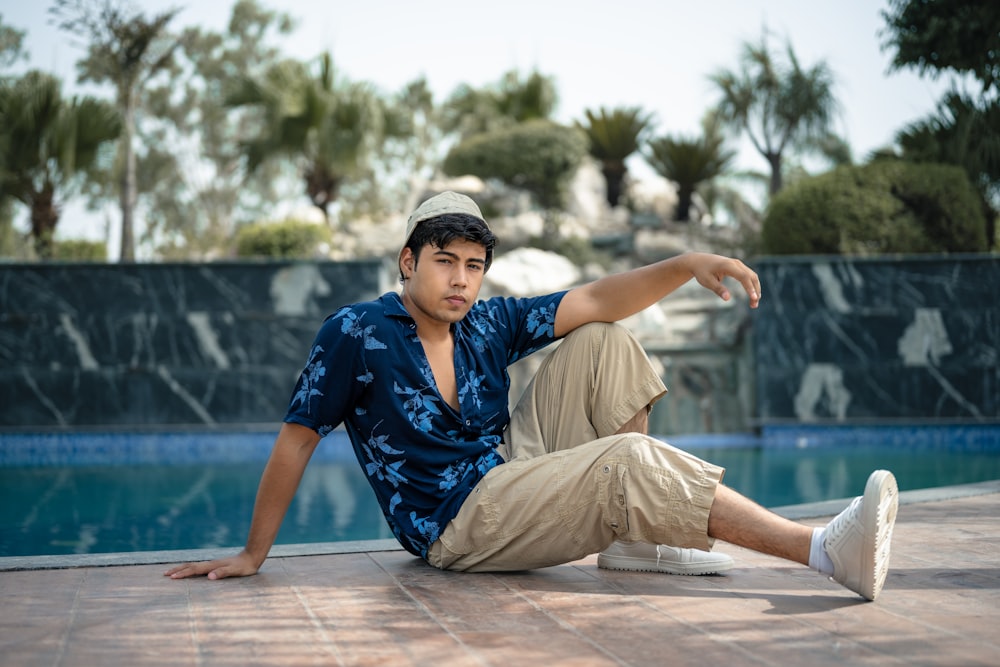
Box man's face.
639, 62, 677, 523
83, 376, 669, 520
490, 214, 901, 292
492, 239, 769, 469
400, 238, 487, 327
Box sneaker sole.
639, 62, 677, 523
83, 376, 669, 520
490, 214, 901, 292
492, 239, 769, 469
860, 469, 899, 601
596, 553, 734, 576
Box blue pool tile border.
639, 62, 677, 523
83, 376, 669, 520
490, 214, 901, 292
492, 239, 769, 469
1, 424, 998, 466
0, 430, 357, 466
760, 423, 1000, 452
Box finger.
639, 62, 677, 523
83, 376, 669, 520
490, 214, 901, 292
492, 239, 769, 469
697, 271, 730, 301
165, 564, 198, 579
207, 562, 255, 580
165, 561, 214, 579
711, 273, 731, 301
740, 272, 761, 307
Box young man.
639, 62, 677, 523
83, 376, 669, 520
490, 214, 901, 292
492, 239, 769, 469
167, 191, 898, 601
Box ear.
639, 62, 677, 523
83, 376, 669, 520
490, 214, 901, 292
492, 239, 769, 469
400, 247, 416, 278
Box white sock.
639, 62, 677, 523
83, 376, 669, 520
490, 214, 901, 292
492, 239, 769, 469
809, 526, 835, 575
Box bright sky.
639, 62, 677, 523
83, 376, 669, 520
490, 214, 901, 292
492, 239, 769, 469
5, 0, 961, 244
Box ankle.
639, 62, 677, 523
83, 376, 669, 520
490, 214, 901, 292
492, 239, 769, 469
808, 526, 835, 575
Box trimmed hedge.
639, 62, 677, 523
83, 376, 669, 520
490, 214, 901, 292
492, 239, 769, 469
235, 219, 330, 259
53, 239, 107, 262
443, 120, 588, 210
762, 161, 989, 255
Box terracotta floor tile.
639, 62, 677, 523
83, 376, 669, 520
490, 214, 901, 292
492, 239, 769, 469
1, 489, 999, 666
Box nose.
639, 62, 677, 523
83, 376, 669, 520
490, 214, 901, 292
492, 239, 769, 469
451, 266, 468, 287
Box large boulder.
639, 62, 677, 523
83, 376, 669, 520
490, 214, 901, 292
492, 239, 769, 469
483, 247, 581, 298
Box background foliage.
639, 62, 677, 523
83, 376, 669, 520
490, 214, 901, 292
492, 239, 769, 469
234, 218, 330, 258
0, 0, 997, 260
762, 161, 989, 255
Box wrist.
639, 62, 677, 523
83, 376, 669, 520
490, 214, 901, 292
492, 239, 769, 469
242, 548, 268, 569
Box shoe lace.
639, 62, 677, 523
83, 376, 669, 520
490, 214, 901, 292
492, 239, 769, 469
824, 496, 862, 546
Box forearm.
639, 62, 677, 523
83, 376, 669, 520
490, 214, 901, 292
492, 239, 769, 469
242, 424, 319, 566
554, 252, 760, 337
582, 254, 696, 320
555, 253, 699, 335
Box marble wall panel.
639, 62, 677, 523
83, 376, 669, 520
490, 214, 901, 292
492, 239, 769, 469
754, 255, 999, 424
0, 261, 387, 428
3, 255, 995, 431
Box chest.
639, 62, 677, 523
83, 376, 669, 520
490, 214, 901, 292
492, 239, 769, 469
421, 338, 458, 411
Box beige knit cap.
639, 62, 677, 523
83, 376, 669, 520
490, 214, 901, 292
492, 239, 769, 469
403, 191, 489, 247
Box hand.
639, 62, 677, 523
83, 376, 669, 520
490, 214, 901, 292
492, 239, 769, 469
163, 550, 261, 580
689, 254, 761, 308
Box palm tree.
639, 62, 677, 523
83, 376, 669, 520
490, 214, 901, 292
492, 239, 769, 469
227, 52, 391, 226
895, 92, 1000, 246
576, 106, 653, 207
644, 112, 735, 222
709, 31, 839, 196
51, 0, 183, 262
441, 69, 558, 140
0, 71, 120, 258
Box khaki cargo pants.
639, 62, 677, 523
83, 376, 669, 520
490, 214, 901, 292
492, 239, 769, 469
426, 322, 725, 572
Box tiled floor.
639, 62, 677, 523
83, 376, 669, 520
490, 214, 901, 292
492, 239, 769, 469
2, 484, 998, 667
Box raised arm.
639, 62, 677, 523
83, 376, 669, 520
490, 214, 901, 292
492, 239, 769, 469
164, 422, 321, 580
553, 252, 761, 337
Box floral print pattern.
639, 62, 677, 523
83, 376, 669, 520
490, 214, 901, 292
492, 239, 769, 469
284, 290, 566, 558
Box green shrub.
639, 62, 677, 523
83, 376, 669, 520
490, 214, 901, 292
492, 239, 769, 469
53, 239, 107, 261
443, 120, 588, 210
234, 219, 330, 259
762, 161, 989, 255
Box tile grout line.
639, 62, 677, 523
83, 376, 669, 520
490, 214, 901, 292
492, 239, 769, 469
576, 557, 948, 666
571, 563, 777, 666
491, 573, 632, 667
280, 560, 348, 666
184, 579, 206, 667
367, 553, 492, 667
50, 569, 85, 667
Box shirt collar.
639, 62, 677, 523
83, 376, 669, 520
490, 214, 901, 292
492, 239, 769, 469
379, 290, 466, 337
380, 291, 413, 321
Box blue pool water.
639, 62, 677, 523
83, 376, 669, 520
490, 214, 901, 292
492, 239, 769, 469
2, 425, 998, 558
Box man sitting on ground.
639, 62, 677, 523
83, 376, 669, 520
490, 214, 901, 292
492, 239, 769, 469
167, 191, 898, 602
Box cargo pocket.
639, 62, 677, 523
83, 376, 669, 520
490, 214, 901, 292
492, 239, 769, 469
600, 461, 631, 538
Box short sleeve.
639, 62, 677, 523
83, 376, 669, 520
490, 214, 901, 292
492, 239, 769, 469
283, 309, 364, 435
477, 292, 566, 365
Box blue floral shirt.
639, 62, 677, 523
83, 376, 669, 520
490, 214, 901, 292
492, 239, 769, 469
283, 290, 566, 558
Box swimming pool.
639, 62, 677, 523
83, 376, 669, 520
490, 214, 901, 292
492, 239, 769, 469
2, 425, 998, 558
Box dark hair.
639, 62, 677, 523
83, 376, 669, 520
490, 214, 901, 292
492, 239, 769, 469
399, 213, 497, 282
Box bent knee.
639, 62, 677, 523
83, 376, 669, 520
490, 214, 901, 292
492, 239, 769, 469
604, 433, 658, 464
562, 322, 640, 356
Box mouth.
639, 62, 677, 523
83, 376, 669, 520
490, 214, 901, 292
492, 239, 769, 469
445, 295, 467, 307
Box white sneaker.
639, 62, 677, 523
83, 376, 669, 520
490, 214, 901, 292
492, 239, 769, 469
597, 541, 734, 575
824, 469, 899, 601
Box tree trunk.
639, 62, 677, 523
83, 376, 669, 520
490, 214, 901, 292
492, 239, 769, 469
767, 152, 783, 196
675, 185, 694, 223
119, 91, 138, 262
305, 163, 341, 231
31, 183, 59, 260
601, 161, 627, 208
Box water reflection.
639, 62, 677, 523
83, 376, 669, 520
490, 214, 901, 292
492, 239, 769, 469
4, 443, 998, 558
793, 457, 850, 504
295, 463, 358, 538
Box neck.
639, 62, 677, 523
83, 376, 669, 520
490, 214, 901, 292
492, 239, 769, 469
400, 290, 452, 341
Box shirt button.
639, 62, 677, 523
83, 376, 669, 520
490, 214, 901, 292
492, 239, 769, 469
465, 420, 471, 426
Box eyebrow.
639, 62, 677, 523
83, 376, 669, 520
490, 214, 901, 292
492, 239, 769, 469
432, 248, 486, 266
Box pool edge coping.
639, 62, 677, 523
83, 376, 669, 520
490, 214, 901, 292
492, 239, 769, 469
4, 479, 998, 572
